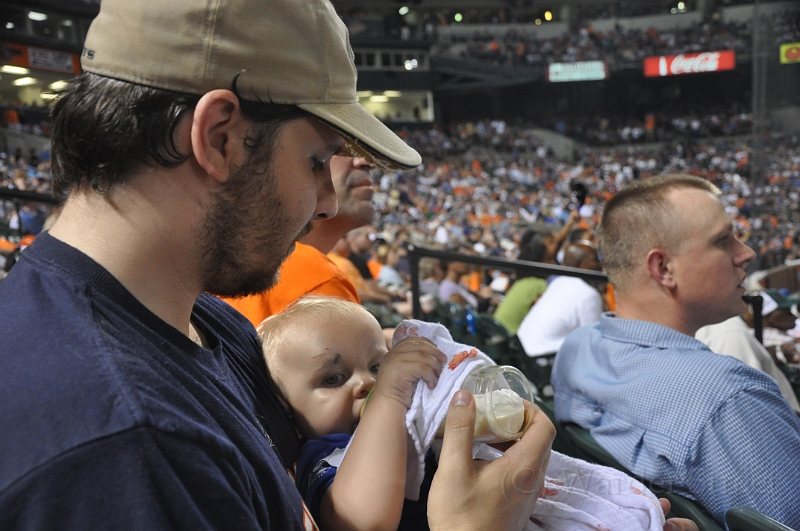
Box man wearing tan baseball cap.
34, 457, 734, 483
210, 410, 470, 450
0, 1, 562, 530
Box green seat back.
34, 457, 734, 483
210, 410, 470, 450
562, 424, 724, 531
726, 506, 793, 531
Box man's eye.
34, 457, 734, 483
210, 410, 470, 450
370, 363, 381, 375
310, 157, 325, 172
322, 374, 344, 386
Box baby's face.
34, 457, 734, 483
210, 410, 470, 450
272, 311, 388, 440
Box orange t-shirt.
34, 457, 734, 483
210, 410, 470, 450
220, 242, 359, 328
367, 259, 382, 280
327, 252, 366, 292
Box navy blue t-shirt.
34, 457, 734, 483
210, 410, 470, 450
0, 233, 306, 530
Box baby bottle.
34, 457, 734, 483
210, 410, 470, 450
434, 365, 535, 443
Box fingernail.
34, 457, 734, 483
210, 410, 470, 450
452, 390, 471, 406
663, 521, 676, 531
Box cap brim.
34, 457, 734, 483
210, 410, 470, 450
299, 102, 421, 170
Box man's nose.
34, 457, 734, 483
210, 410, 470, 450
736, 240, 756, 266
352, 156, 374, 170
313, 167, 338, 220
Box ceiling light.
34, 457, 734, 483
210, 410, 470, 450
40, 92, 58, 100
5, 22, 14, 29
544, 11, 553, 21
28, 11, 48, 22
13, 77, 38, 86
369, 95, 389, 103
383, 90, 402, 97
1, 65, 30, 75
49, 80, 68, 90
454, 13, 463, 22
399, 6, 409, 16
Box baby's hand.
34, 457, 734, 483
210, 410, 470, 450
374, 337, 447, 409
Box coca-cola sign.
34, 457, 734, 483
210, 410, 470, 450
643, 51, 736, 77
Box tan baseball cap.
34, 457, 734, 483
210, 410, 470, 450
80, 0, 421, 170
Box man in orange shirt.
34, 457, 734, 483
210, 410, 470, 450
223, 155, 376, 327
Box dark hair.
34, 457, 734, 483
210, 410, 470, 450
51, 73, 307, 199
516, 237, 547, 279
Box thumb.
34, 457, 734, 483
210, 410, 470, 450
437, 391, 477, 477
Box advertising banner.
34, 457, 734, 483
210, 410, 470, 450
548, 61, 607, 82
643, 51, 735, 77
0, 41, 80, 74
780, 42, 800, 64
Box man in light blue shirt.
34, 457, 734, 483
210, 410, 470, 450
553, 175, 800, 529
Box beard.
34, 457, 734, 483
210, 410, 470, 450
199, 156, 311, 298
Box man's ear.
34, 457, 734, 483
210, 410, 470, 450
191, 90, 245, 184
645, 248, 676, 289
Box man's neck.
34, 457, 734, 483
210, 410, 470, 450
48, 178, 204, 337
301, 217, 358, 254
614, 295, 698, 337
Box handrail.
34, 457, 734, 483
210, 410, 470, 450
407, 245, 607, 319
0, 187, 60, 205
407, 246, 767, 339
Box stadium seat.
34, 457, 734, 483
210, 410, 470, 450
725, 506, 793, 531
562, 423, 724, 531
533, 396, 578, 456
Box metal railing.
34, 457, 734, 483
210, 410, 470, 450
0, 187, 60, 205
407, 245, 607, 319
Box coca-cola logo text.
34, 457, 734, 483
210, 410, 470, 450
643, 50, 736, 77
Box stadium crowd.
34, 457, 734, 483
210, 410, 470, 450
4, 120, 800, 269
434, 11, 800, 70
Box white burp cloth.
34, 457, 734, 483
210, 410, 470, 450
396, 320, 665, 531
391, 320, 494, 500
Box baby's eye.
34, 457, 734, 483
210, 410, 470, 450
322, 374, 345, 387
369, 363, 381, 375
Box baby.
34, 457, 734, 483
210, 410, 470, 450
258, 295, 446, 531
260, 296, 667, 531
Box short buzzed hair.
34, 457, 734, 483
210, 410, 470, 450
598, 174, 719, 292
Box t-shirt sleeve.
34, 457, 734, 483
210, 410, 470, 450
0, 427, 300, 531
295, 434, 352, 523
685, 385, 800, 528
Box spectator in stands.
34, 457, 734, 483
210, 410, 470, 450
329, 233, 394, 307
0, 0, 561, 529
552, 174, 800, 528
517, 241, 604, 356
759, 289, 800, 364
696, 313, 800, 413
438, 257, 491, 311
374, 243, 409, 293
222, 155, 374, 327
493, 237, 548, 334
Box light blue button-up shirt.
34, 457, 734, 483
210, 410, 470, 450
553, 313, 800, 529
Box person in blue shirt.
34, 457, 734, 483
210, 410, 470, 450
553, 174, 800, 529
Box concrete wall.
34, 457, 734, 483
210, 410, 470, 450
722, 1, 799, 23
0, 129, 51, 160
437, 22, 569, 41
527, 128, 584, 162
587, 11, 703, 33
770, 106, 800, 134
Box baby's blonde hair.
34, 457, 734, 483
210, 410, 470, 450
258, 295, 379, 376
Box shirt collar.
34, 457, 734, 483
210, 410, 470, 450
597, 312, 710, 351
